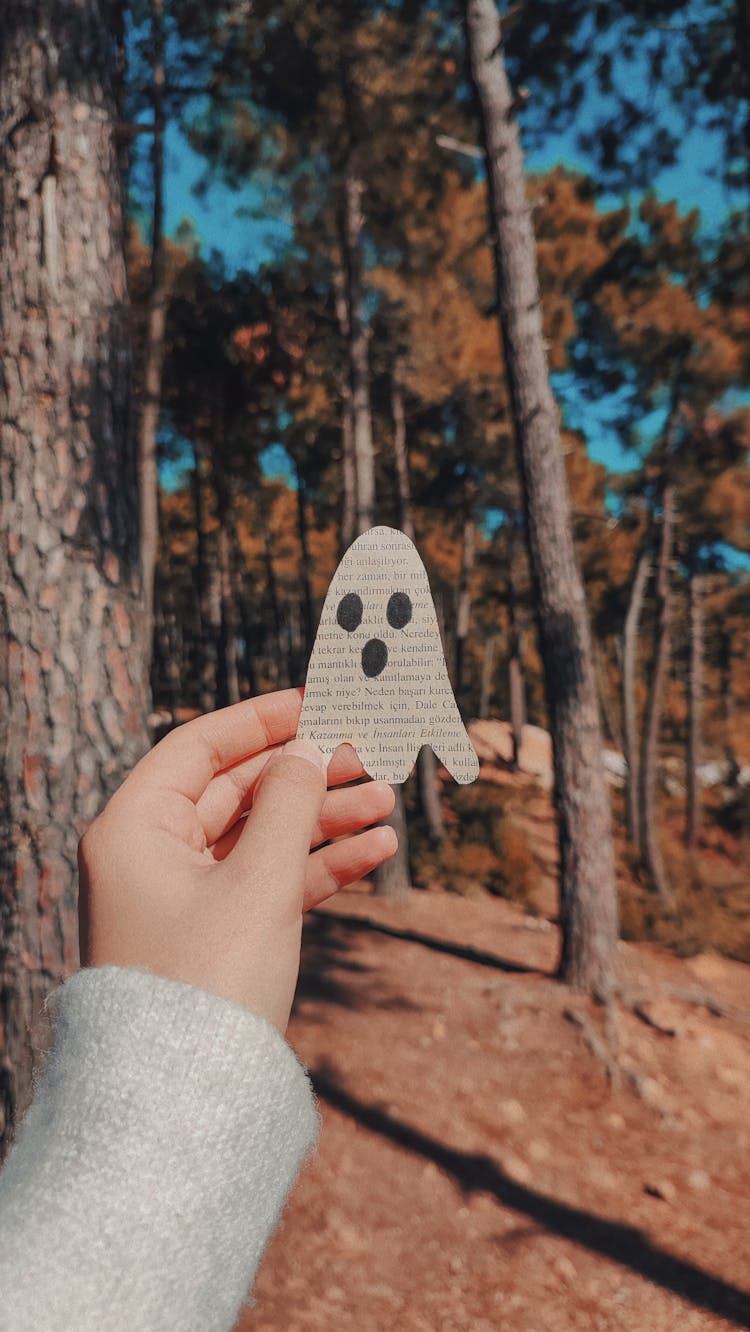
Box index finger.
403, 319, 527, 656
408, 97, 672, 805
128, 689, 304, 802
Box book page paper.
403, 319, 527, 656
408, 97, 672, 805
298, 526, 479, 785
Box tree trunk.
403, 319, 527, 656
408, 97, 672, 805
372, 777, 412, 902
507, 521, 526, 768
638, 476, 676, 905
341, 154, 376, 534
479, 634, 498, 720
0, 1, 150, 1148
466, 0, 618, 994
392, 373, 444, 844
719, 625, 737, 776
258, 503, 288, 687
622, 548, 650, 846
137, 0, 167, 672
293, 453, 315, 661
686, 563, 703, 850
455, 511, 476, 706
392, 377, 413, 540
191, 452, 219, 712
334, 286, 357, 555
211, 457, 240, 709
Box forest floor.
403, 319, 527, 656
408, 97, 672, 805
239, 867, 750, 1332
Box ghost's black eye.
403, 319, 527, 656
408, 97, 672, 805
387, 591, 412, 630
336, 592, 363, 632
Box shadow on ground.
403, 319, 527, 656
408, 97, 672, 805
311, 1064, 750, 1330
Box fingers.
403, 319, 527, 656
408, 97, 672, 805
128, 689, 304, 802
196, 739, 367, 848
303, 825, 398, 911
227, 738, 328, 906
207, 778, 395, 862
313, 781, 395, 848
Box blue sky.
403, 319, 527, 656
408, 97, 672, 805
155, 72, 741, 485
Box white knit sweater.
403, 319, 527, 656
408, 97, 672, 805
0, 967, 319, 1331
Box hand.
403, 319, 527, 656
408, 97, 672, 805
78, 689, 397, 1032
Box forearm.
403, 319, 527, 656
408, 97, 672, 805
0, 967, 318, 1332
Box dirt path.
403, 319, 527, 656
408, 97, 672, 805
240, 886, 750, 1332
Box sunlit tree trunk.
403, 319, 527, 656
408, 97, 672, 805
507, 520, 526, 768
455, 508, 476, 706
392, 374, 444, 845
137, 0, 167, 671
466, 0, 618, 993
0, 0, 150, 1149
638, 477, 675, 904
638, 397, 682, 906
686, 560, 703, 850
341, 151, 375, 534
623, 549, 650, 845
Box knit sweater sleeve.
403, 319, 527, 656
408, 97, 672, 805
0, 966, 320, 1332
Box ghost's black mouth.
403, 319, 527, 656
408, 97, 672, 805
362, 638, 388, 678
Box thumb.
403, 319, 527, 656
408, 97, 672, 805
229, 738, 328, 908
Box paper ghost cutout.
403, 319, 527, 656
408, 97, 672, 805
298, 525, 479, 785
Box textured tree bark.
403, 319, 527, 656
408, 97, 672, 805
638, 474, 676, 906
341, 154, 376, 535
137, 0, 167, 668
479, 634, 498, 720
466, 0, 618, 993
719, 625, 737, 775
455, 510, 476, 706
0, 0, 150, 1148
507, 522, 526, 769
334, 285, 357, 556
392, 374, 444, 844
686, 564, 703, 850
622, 548, 650, 846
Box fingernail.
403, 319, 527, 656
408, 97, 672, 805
282, 738, 328, 773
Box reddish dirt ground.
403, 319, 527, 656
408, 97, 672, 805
239, 884, 750, 1332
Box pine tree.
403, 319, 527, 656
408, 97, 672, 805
0, 0, 150, 1147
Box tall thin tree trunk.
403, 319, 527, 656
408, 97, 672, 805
466, 0, 618, 994
259, 504, 288, 687
343, 164, 411, 897
0, 0, 150, 1149
137, 0, 167, 670
479, 634, 499, 719
334, 286, 357, 555
507, 520, 526, 768
638, 482, 675, 903
211, 452, 240, 709
623, 548, 650, 845
719, 625, 737, 776
392, 375, 413, 539
686, 563, 703, 850
293, 453, 315, 660
341, 153, 376, 534
192, 451, 219, 712
392, 374, 444, 845
455, 510, 476, 706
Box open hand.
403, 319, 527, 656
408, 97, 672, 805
78, 689, 397, 1031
